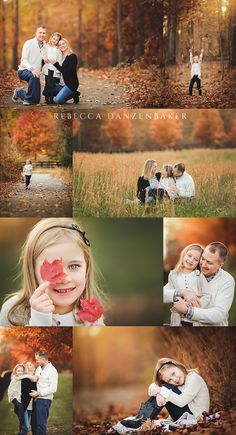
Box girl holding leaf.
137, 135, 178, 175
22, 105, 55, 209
0, 218, 105, 326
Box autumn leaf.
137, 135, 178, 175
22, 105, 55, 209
40, 259, 67, 286
77, 297, 103, 323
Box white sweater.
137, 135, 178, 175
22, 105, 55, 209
164, 270, 211, 326
190, 269, 235, 326
23, 164, 33, 176
35, 362, 58, 401
190, 52, 203, 78
175, 172, 195, 198
153, 372, 210, 419
19, 37, 46, 72
159, 177, 177, 200
0, 295, 105, 327
42, 44, 62, 78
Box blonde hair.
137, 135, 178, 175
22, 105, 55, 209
154, 358, 198, 386
11, 364, 25, 378
174, 244, 204, 274
7, 218, 104, 325
48, 32, 62, 46
142, 159, 157, 181
163, 164, 175, 179
59, 37, 73, 54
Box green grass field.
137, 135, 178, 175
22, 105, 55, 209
73, 149, 236, 217
0, 371, 72, 435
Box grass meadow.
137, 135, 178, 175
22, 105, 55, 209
0, 371, 72, 435
73, 149, 236, 217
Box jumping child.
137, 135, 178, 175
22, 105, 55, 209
189, 48, 204, 96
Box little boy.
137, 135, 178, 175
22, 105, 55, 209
189, 48, 204, 96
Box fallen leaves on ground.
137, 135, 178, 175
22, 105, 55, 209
73, 409, 236, 435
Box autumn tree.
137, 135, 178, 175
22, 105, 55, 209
192, 109, 227, 147
12, 110, 57, 160
103, 110, 134, 151
150, 115, 183, 149
228, 118, 236, 146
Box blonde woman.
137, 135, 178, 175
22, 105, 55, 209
137, 159, 161, 204
49, 37, 79, 104
164, 244, 211, 326
121, 358, 209, 429
0, 218, 105, 326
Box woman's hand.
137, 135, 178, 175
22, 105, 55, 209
48, 58, 56, 64
173, 298, 188, 315
31, 375, 38, 382
156, 393, 167, 407
148, 383, 161, 396
29, 282, 55, 314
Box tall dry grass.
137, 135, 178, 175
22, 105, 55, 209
73, 149, 236, 217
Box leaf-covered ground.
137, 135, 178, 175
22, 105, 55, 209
0, 172, 72, 217
1, 62, 235, 109
73, 410, 236, 435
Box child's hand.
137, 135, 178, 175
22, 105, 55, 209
30, 282, 55, 314
156, 393, 167, 406
148, 383, 160, 396
180, 289, 201, 307
48, 58, 56, 64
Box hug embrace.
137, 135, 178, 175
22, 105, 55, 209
12, 26, 79, 106
8, 350, 58, 435
164, 242, 235, 326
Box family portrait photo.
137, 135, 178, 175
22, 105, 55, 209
0, 0, 236, 109
73, 108, 236, 218
0, 109, 72, 217
0, 217, 163, 327
164, 218, 236, 326
0, 327, 72, 435
73, 327, 236, 434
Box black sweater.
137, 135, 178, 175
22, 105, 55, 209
21, 378, 37, 411
54, 54, 79, 91
137, 173, 161, 203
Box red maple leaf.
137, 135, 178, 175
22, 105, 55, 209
40, 259, 67, 286
77, 297, 103, 323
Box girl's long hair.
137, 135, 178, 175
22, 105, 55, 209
154, 358, 198, 386
174, 244, 204, 274
163, 164, 175, 179
48, 32, 62, 46
11, 364, 25, 378
6, 218, 105, 325
142, 159, 157, 181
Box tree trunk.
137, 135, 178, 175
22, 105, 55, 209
167, 0, 177, 65
229, 0, 236, 67
1, 1, 7, 70
117, 0, 123, 63
134, 1, 144, 60
96, 0, 100, 68
218, 0, 224, 79
78, 0, 83, 54
13, 0, 19, 70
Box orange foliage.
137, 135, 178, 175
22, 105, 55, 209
103, 110, 134, 150
193, 110, 228, 147
150, 115, 183, 149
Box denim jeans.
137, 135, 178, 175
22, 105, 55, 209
54, 84, 73, 104
18, 69, 41, 103
145, 186, 157, 204
25, 175, 31, 188
162, 383, 192, 421
23, 410, 31, 433
31, 399, 51, 435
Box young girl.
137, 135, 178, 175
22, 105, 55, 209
8, 364, 37, 435
121, 358, 210, 429
22, 160, 33, 190
0, 218, 105, 326
164, 244, 211, 326
43, 32, 62, 104
137, 159, 161, 205
189, 48, 204, 96
158, 164, 177, 202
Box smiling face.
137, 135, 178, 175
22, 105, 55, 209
59, 39, 68, 53
51, 35, 60, 46
35, 355, 48, 367
35, 239, 87, 314
161, 365, 185, 386
15, 366, 24, 376
151, 162, 158, 174
182, 248, 201, 272
200, 247, 223, 277
193, 56, 199, 63
36, 27, 46, 43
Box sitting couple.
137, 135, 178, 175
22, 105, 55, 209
164, 242, 235, 326
12, 26, 79, 106
8, 350, 58, 435
137, 159, 195, 205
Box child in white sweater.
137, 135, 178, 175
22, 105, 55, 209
43, 32, 62, 104
189, 48, 204, 96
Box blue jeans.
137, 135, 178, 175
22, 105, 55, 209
145, 186, 157, 204
18, 69, 41, 103
162, 383, 192, 421
23, 410, 31, 433
54, 84, 73, 104
31, 399, 51, 435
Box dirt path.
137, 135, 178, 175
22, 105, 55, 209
0, 70, 129, 109
0, 173, 72, 217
